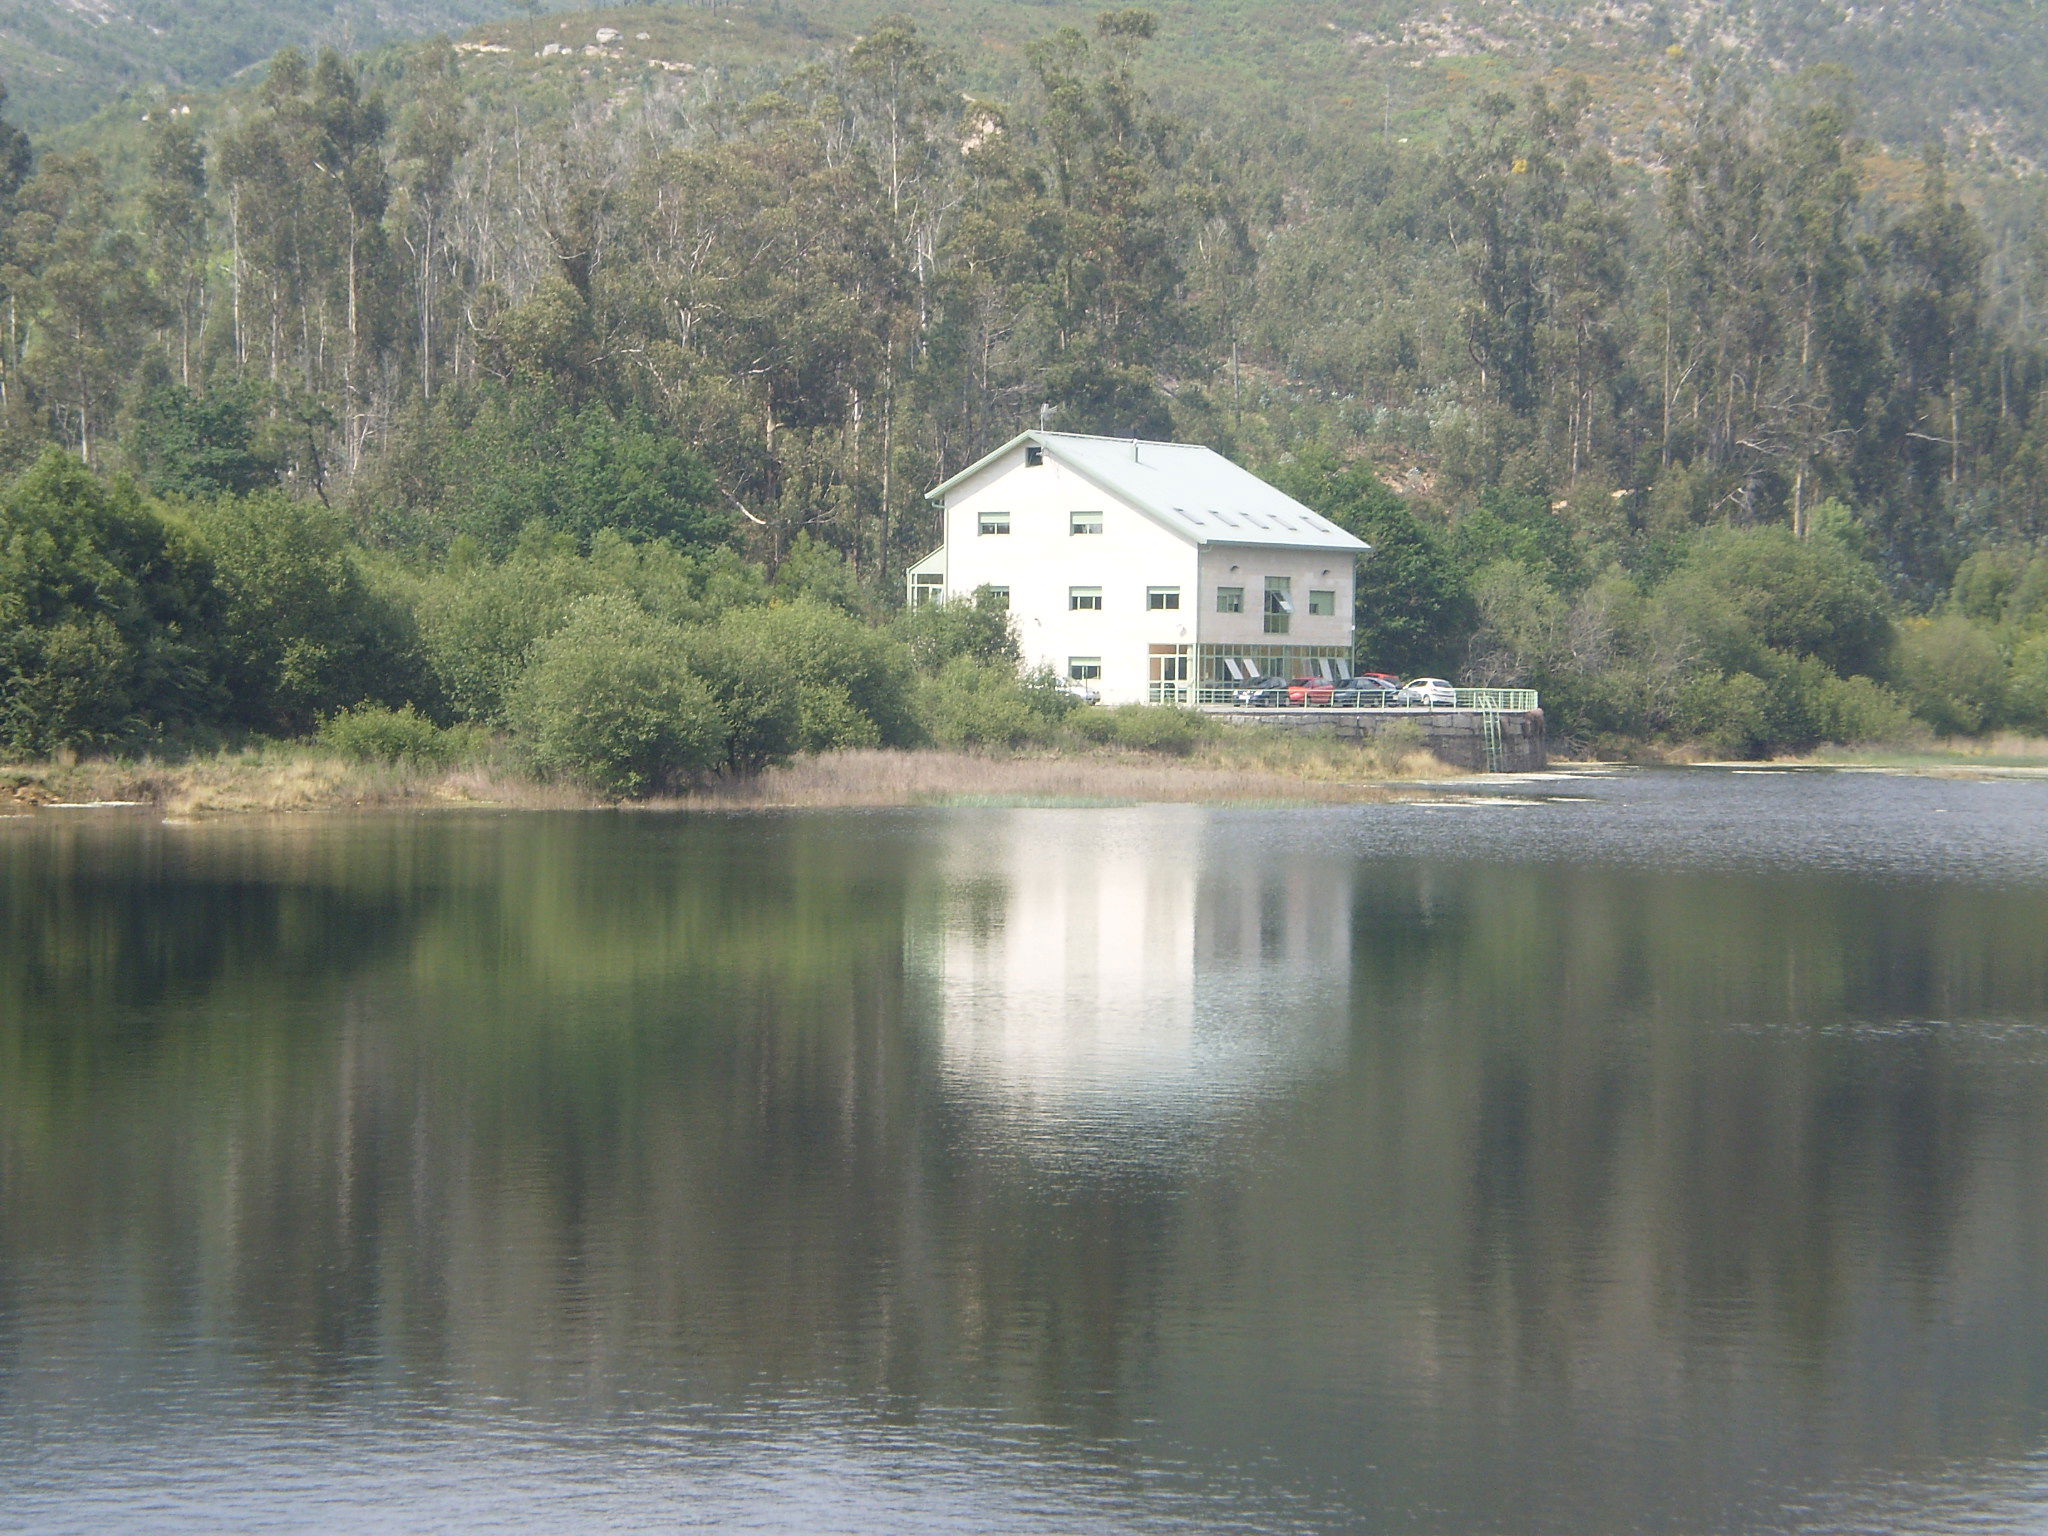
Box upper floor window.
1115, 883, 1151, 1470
1069, 657, 1102, 680
978, 511, 1010, 536
1216, 586, 1244, 614
1025, 445, 1045, 467
1147, 587, 1181, 611
982, 585, 1011, 610
1308, 589, 1336, 617
1070, 511, 1104, 536
1069, 586, 1103, 611
1264, 575, 1292, 635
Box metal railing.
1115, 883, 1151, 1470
1147, 682, 1539, 711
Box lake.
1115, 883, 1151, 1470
5, 768, 2048, 1533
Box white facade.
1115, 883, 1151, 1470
910, 432, 1369, 705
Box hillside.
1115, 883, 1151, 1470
21, 0, 2048, 173
0, 0, 584, 126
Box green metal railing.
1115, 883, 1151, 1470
1146, 683, 1539, 711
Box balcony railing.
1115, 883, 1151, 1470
1146, 683, 1539, 711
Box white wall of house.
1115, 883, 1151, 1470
1193, 544, 1354, 655
938, 445, 1201, 704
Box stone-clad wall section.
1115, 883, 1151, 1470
1205, 709, 1547, 772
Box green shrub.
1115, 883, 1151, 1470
2007, 633, 2048, 732
711, 600, 917, 750
1675, 671, 1772, 758
177, 491, 421, 733
918, 658, 1063, 748
0, 451, 223, 753
1895, 616, 2007, 736
506, 597, 728, 797
1659, 525, 1894, 678
317, 704, 460, 766
891, 589, 1020, 673
1072, 703, 1212, 756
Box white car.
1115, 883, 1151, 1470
1398, 677, 1458, 708
1051, 676, 1101, 705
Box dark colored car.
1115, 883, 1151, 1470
1333, 675, 1404, 707
1232, 675, 1290, 706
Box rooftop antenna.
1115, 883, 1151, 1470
1038, 402, 1052, 430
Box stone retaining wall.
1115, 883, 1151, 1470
1204, 708, 1547, 772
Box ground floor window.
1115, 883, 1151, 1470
1069, 657, 1102, 680
911, 572, 943, 607
981, 584, 1010, 609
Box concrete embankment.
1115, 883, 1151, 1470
1204, 708, 1548, 772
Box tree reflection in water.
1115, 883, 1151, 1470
5, 777, 2048, 1533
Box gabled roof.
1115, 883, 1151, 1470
926, 430, 1372, 555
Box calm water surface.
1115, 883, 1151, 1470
5, 767, 2048, 1533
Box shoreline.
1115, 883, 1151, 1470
1, 741, 1465, 819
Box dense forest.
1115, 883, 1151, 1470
3, 3, 2048, 783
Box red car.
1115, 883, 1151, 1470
1286, 675, 1335, 705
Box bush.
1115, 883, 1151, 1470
317, 704, 461, 766
1660, 525, 1894, 678
892, 589, 1020, 673
177, 491, 421, 733
918, 658, 1066, 748
1895, 616, 2007, 736
2005, 633, 2048, 733
712, 600, 917, 750
0, 451, 223, 753
505, 597, 728, 797
1070, 703, 1212, 756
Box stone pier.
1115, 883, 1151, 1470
1203, 707, 1548, 772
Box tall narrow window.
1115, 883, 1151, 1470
1146, 586, 1181, 611
1070, 511, 1104, 536
978, 511, 1010, 536
1216, 586, 1244, 614
1069, 586, 1103, 611
1264, 576, 1292, 635
1308, 589, 1335, 616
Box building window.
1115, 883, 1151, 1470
1216, 586, 1244, 614
1070, 511, 1104, 536
1147, 586, 1181, 610
981, 585, 1010, 610
1069, 586, 1103, 611
1025, 445, 1044, 467
1068, 657, 1102, 680
1308, 589, 1336, 617
1264, 576, 1293, 635
911, 572, 943, 607
978, 511, 1010, 536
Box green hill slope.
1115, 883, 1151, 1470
0, 0, 585, 126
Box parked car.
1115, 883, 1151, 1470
1334, 675, 1404, 707
1286, 675, 1337, 706
1398, 677, 1458, 708
1051, 676, 1101, 705
1232, 675, 1290, 706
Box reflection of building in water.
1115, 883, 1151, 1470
912, 809, 1356, 1122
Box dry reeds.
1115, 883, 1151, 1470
2, 735, 1465, 819
663, 746, 1433, 810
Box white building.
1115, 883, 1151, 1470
907, 430, 1371, 705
